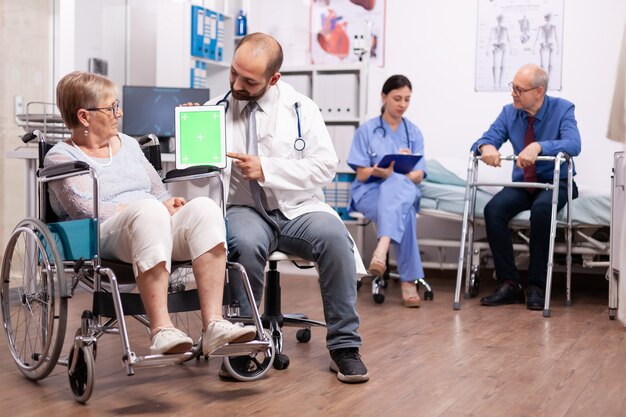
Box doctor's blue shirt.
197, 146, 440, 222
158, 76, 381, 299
347, 116, 426, 205
471, 95, 581, 182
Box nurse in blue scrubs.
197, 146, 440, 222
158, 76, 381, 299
347, 74, 427, 308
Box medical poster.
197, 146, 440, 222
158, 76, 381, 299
310, 0, 386, 66
475, 0, 564, 91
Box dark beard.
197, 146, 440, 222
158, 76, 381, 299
230, 82, 270, 101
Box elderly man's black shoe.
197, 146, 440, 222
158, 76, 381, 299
526, 285, 545, 310
480, 280, 525, 306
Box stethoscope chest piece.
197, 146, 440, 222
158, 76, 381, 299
294, 137, 306, 152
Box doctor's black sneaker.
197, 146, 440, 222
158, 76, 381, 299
329, 347, 369, 383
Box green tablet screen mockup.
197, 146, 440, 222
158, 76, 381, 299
174, 105, 227, 169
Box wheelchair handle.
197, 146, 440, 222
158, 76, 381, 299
22, 130, 49, 169
137, 133, 159, 146
22, 129, 45, 144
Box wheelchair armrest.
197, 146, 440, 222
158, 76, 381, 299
163, 165, 222, 183
39, 161, 91, 179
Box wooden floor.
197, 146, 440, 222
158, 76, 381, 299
1, 266, 625, 417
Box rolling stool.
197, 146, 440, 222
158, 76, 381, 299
262, 251, 326, 370
350, 211, 434, 304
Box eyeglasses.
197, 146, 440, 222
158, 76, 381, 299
508, 82, 538, 96
86, 99, 121, 117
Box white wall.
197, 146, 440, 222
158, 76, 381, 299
128, 0, 157, 86
58, 1, 626, 192
1, 0, 53, 255
251, 0, 626, 194
73, 0, 126, 87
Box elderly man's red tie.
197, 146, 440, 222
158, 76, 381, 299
523, 116, 537, 193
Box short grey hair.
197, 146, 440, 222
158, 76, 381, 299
530, 66, 549, 93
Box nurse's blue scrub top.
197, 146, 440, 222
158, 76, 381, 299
347, 116, 427, 204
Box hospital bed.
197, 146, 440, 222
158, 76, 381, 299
416, 155, 611, 316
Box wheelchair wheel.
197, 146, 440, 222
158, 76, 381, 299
168, 267, 204, 359
222, 330, 275, 381
1, 218, 67, 381
68, 344, 95, 403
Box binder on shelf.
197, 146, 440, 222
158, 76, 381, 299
206, 9, 218, 60
190, 5, 205, 58
316, 73, 359, 121
190, 59, 208, 88
216, 13, 225, 62
280, 74, 312, 98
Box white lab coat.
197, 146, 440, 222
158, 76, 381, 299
209, 80, 367, 276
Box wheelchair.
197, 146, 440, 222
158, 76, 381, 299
0, 131, 274, 403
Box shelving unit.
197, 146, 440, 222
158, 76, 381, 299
281, 64, 369, 220
281, 64, 368, 172
189, 4, 236, 92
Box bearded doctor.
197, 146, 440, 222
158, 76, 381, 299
205, 32, 369, 383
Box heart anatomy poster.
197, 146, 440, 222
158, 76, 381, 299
475, 0, 564, 91
310, 0, 386, 66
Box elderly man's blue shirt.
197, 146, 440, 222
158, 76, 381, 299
471, 95, 581, 181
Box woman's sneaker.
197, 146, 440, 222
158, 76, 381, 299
202, 319, 256, 356
149, 327, 193, 355
329, 347, 369, 383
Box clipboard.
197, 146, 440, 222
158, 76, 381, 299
377, 154, 423, 174
174, 105, 227, 170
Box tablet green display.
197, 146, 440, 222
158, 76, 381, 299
174, 105, 227, 169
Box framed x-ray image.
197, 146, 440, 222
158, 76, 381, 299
475, 0, 564, 91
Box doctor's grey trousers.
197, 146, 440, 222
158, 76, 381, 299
225, 205, 362, 351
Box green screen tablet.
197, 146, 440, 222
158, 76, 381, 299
174, 105, 227, 169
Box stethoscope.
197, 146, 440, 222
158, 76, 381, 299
217, 90, 306, 152
368, 115, 410, 157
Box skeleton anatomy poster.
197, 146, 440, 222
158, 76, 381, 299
475, 0, 564, 91
310, 0, 385, 66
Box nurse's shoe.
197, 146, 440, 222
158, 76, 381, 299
367, 257, 386, 277
401, 281, 421, 308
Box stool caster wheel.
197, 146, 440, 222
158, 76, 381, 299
296, 328, 311, 343
469, 274, 480, 298
424, 290, 434, 301
273, 353, 290, 370
373, 293, 385, 304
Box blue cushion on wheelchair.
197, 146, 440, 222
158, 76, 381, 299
47, 218, 97, 261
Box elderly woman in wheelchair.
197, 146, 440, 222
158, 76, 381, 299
45, 71, 257, 355
1, 72, 274, 403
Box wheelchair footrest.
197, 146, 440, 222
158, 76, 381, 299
92, 289, 202, 317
